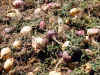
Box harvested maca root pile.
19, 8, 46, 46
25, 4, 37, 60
0, 0, 100, 75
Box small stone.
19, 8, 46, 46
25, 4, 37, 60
34, 8, 42, 18
85, 49, 94, 56
0, 47, 11, 59
46, 30, 57, 39
20, 26, 32, 35
27, 72, 34, 75
39, 21, 46, 30
69, 8, 81, 16
82, 63, 92, 73
75, 30, 84, 36
87, 28, 100, 35
4, 27, 16, 33
6, 9, 22, 24
12, 40, 22, 49
62, 51, 71, 61
4, 58, 14, 72
13, 0, 25, 8
65, 19, 70, 24
32, 36, 48, 53
62, 41, 71, 50
49, 71, 62, 75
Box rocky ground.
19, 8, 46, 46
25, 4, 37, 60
0, 0, 100, 75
